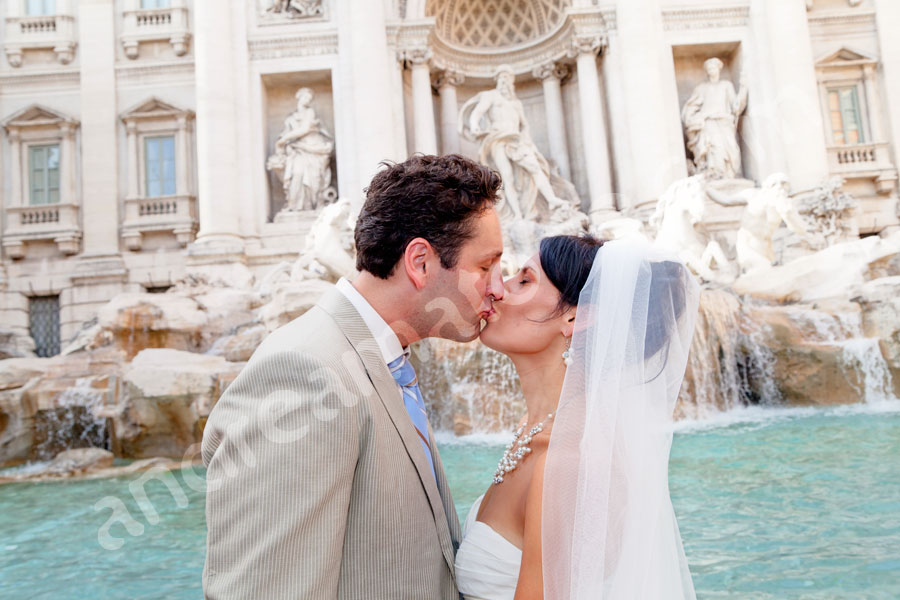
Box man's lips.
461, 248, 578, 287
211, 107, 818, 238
481, 307, 498, 323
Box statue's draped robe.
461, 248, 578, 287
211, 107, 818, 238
681, 80, 742, 179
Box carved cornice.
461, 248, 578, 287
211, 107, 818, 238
115, 61, 195, 84
662, 6, 750, 31
0, 69, 79, 89
808, 10, 876, 37
247, 31, 338, 60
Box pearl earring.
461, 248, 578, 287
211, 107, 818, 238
562, 336, 572, 366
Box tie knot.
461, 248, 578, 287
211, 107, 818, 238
388, 354, 418, 388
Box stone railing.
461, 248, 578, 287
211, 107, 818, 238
121, 194, 198, 250
4, 14, 77, 66
827, 142, 898, 195
121, 5, 190, 59
3, 203, 81, 258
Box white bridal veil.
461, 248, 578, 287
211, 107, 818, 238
541, 235, 700, 599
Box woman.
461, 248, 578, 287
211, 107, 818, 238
455, 234, 700, 599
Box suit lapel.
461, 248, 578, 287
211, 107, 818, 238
318, 288, 457, 576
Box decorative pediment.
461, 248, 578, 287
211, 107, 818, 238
3, 104, 78, 130
121, 97, 194, 122
816, 47, 877, 68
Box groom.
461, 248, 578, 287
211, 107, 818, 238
202, 154, 505, 599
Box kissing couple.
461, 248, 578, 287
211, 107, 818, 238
202, 154, 700, 599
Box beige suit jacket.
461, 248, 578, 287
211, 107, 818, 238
202, 287, 462, 599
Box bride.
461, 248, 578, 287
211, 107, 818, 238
454, 234, 700, 599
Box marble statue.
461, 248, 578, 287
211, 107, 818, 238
707, 173, 818, 275
266, 0, 323, 17
290, 197, 357, 282
266, 87, 335, 212
681, 58, 748, 180
459, 65, 572, 221
650, 174, 734, 283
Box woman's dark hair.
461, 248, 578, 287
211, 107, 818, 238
539, 234, 688, 363
354, 154, 501, 279
539, 234, 606, 316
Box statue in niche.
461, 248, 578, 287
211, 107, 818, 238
681, 57, 748, 180
459, 65, 577, 222
265, 0, 323, 17
707, 173, 820, 275
266, 87, 336, 213
649, 174, 734, 283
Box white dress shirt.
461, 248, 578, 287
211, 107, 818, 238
335, 277, 405, 365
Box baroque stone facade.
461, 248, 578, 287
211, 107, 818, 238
0, 0, 899, 356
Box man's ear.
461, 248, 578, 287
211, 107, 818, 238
403, 238, 432, 290
561, 306, 576, 338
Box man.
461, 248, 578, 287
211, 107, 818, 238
202, 154, 505, 599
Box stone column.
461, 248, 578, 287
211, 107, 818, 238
533, 62, 572, 181
760, 0, 828, 190
176, 115, 190, 196
614, 0, 685, 210
191, 0, 242, 251
573, 36, 614, 216
435, 70, 463, 155
405, 48, 438, 155
336, 0, 404, 206
8, 129, 21, 206
78, 0, 120, 256
60, 122, 76, 205
125, 120, 139, 199
874, 0, 900, 160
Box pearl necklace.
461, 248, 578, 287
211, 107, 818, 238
493, 412, 555, 484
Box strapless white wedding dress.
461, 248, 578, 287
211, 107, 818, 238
455, 493, 522, 600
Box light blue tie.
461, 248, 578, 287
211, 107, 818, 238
388, 352, 437, 482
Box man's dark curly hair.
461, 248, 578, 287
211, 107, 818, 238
354, 154, 501, 279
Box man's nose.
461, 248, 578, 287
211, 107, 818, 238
487, 263, 505, 301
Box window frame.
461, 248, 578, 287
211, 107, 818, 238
28, 143, 61, 206
143, 134, 177, 198
827, 85, 866, 146
24, 0, 56, 17
140, 0, 171, 9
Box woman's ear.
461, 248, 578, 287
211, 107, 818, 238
403, 238, 432, 290
561, 306, 576, 338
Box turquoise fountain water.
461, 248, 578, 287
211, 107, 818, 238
1, 404, 897, 599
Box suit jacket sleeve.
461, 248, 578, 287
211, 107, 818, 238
201, 349, 361, 599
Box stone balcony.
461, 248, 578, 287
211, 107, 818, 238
121, 3, 190, 59
4, 13, 77, 67
3, 203, 81, 259
121, 195, 198, 251
827, 142, 898, 195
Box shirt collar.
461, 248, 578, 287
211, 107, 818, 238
335, 277, 405, 365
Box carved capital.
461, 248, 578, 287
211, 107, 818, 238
398, 46, 432, 66
433, 69, 464, 89
532, 61, 570, 82
570, 33, 606, 57
125, 120, 138, 135
7, 127, 20, 143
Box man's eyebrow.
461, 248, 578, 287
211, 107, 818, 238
480, 250, 503, 261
